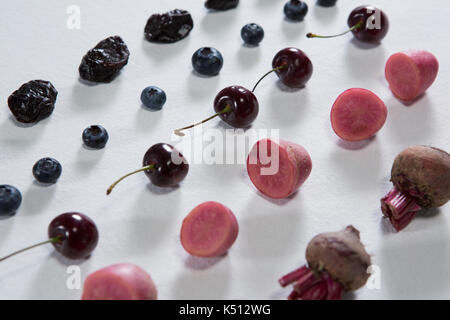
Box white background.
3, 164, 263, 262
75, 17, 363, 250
0, 0, 449, 300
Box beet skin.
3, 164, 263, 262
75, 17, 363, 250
391, 146, 450, 208
306, 226, 371, 291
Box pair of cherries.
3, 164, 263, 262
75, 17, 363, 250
174, 47, 313, 135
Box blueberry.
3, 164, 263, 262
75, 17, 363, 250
192, 47, 224, 76
284, 0, 308, 21
0, 185, 22, 216
141, 86, 166, 110
32, 158, 62, 184
241, 23, 264, 46
82, 125, 109, 149
317, 0, 337, 7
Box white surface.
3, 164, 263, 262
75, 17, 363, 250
0, 0, 449, 300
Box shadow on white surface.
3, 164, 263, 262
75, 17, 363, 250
74, 145, 106, 176
186, 71, 221, 100
184, 254, 225, 271
146, 182, 180, 195
135, 105, 164, 133
275, 80, 306, 93
267, 85, 310, 126
378, 218, 449, 299
328, 140, 383, 186
335, 136, 376, 151
313, 2, 339, 22
237, 45, 262, 69
237, 199, 304, 259
281, 19, 306, 40
141, 37, 192, 62
70, 78, 123, 112
384, 94, 434, 146
349, 38, 382, 50
344, 41, 386, 80
0, 116, 47, 146
201, 10, 239, 36
21, 182, 57, 215
170, 259, 231, 299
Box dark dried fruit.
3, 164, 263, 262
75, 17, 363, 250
79, 36, 130, 83
8, 80, 58, 124
144, 9, 194, 43
205, 0, 239, 11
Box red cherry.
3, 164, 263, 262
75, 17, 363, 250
0, 212, 98, 262
107, 143, 189, 194
272, 47, 313, 88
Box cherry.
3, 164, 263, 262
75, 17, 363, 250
0, 212, 98, 262
307, 6, 389, 43
174, 85, 258, 136
272, 47, 313, 88
213, 86, 258, 128
107, 143, 189, 194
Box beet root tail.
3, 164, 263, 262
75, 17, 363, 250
280, 265, 343, 300
381, 186, 422, 231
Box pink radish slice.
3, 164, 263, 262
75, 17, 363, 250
385, 50, 438, 102
330, 88, 387, 142
246, 139, 312, 199
81, 263, 157, 300
180, 201, 239, 258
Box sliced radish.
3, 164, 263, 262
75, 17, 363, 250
180, 201, 239, 258
246, 139, 312, 199
81, 263, 157, 300
330, 88, 387, 142
385, 50, 438, 102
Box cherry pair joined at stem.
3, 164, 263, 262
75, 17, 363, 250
174, 47, 313, 136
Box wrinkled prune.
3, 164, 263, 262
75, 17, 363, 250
144, 9, 194, 43
8, 80, 58, 124
79, 36, 130, 83
205, 0, 239, 11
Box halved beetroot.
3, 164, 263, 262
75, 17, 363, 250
81, 263, 157, 300
246, 139, 312, 199
180, 201, 239, 258
385, 50, 439, 102
330, 88, 387, 142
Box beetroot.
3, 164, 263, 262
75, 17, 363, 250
381, 146, 450, 231
180, 201, 239, 258
385, 50, 439, 102
246, 139, 312, 199
81, 263, 157, 300
279, 226, 371, 300
330, 88, 387, 142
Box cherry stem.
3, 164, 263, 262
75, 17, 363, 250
107, 164, 156, 195
173, 104, 232, 136
252, 65, 285, 92
0, 237, 61, 262
307, 21, 363, 39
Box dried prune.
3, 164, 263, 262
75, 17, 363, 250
144, 9, 194, 43
205, 0, 239, 11
8, 80, 58, 124
79, 36, 130, 83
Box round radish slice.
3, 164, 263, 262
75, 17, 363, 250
180, 201, 239, 258
330, 88, 387, 142
81, 263, 157, 300
385, 50, 439, 102
246, 139, 312, 199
